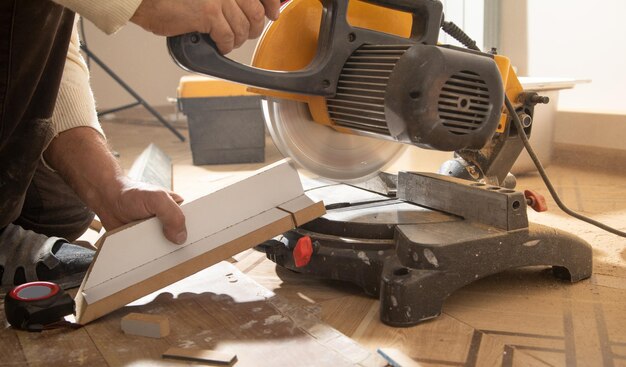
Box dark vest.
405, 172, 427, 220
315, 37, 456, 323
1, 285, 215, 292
0, 0, 75, 227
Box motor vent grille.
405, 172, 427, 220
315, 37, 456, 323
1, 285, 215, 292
438, 71, 491, 135
327, 44, 411, 136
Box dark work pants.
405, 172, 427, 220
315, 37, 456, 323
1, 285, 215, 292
1, 0, 92, 241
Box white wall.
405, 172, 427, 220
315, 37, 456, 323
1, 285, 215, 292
526, 0, 626, 114
439, 0, 485, 50
82, 20, 258, 110
498, 0, 626, 153
499, 0, 528, 75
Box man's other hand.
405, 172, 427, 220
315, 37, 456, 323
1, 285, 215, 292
131, 0, 281, 54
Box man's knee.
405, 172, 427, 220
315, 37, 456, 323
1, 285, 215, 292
15, 162, 94, 241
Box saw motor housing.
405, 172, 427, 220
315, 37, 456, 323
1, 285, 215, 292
330, 43, 504, 151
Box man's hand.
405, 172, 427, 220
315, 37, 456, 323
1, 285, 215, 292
96, 178, 187, 245
130, 0, 281, 54
44, 127, 187, 245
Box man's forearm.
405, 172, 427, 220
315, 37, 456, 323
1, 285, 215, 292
53, 0, 143, 34
43, 127, 126, 216
43, 127, 187, 244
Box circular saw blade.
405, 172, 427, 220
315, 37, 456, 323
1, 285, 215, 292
262, 97, 406, 183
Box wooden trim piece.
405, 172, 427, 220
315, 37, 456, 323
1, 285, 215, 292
278, 194, 326, 226
162, 347, 236, 365
81, 209, 292, 305
83, 159, 304, 291
127, 143, 173, 190
121, 313, 170, 338
74, 159, 325, 324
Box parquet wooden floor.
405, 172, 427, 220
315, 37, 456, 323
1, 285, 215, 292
1, 119, 624, 366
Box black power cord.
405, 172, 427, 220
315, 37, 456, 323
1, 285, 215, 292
441, 20, 626, 238
505, 97, 626, 237
441, 20, 479, 51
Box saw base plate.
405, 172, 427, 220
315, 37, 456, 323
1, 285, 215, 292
261, 174, 593, 326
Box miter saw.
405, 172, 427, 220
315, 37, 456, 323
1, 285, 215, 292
168, 0, 592, 326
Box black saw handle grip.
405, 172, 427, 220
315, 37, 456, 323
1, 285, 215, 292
362, 0, 443, 40
167, 0, 443, 97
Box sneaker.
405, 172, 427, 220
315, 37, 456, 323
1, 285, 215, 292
0, 223, 94, 293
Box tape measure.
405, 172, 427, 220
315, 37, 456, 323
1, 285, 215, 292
4, 281, 75, 332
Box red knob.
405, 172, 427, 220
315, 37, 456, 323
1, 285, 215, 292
524, 190, 548, 212
293, 236, 313, 268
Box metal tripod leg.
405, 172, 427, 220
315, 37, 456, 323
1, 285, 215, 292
79, 45, 186, 142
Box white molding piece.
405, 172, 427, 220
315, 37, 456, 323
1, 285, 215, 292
121, 313, 170, 338
127, 143, 173, 190
83, 159, 303, 292
75, 159, 325, 324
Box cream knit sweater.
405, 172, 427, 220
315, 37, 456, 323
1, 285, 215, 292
51, 0, 143, 137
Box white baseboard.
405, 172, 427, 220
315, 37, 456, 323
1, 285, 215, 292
555, 111, 626, 151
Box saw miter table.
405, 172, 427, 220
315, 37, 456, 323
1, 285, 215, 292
168, 0, 592, 326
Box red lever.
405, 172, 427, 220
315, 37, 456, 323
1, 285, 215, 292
524, 190, 548, 212
293, 236, 313, 268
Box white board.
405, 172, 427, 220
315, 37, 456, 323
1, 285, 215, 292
75, 159, 326, 324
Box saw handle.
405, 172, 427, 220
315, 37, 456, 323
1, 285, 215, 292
168, 32, 334, 96
362, 0, 443, 40
167, 0, 443, 96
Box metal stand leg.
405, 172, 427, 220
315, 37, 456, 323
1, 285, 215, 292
79, 45, 186, 142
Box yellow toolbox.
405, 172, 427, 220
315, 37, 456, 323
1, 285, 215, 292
177, 76, 265, 165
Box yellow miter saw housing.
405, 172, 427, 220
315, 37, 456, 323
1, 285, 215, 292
170, 0, 525, 183
251, 0, 512, 150
168, 0, 592, 327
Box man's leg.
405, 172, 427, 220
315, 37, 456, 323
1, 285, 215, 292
0, 0, 75, 227
15, 162, 95, 242
0, 0, 94, 290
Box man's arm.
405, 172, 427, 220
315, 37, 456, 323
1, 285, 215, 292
43, 127, 187, 245
52, 0, 143, 34
45, 0, 281, 244
54, 0, 281, 54
48, 23, 186, 245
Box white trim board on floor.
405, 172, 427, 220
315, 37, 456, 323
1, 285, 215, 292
75, 159, 325, 324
